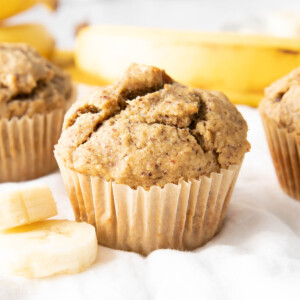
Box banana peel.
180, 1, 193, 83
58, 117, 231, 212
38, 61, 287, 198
75, 25, 300, 106
53, 48, 264, 105
0, 23, 55, 58
51, 49, 74, 67
0, 0, 58, 21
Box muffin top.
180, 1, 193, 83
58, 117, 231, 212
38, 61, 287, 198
0, 43, 73, 119
56, 64, 250, 189
259, 67, 300, 133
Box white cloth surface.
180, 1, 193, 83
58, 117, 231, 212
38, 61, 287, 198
1, 104, 300, 300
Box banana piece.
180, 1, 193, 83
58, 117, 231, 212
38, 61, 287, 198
0, 186, 57, 230
75, 25, 300, 106
0, 220, 98, 278
0, 23, 55, 58
0, 0, 58, 21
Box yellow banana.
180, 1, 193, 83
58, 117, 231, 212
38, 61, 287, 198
51, 49, 105, 85
0, 23, 55, 58
51, 49, 74, 68
0, 0, 58, 21
75, 25, 300, 106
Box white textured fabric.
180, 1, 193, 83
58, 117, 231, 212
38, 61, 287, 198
1, 105, 300, 300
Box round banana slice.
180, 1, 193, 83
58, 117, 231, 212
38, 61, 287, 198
0, 220, 98, 278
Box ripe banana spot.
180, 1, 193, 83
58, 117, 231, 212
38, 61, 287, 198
277, 48, 300, 55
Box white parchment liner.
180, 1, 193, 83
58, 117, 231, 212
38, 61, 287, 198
56, 157, 242, 255
261, 113, 300, 201
0, 109, 65, 182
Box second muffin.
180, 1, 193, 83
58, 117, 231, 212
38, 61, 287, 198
259, 67, 300, 201
0, 43, 75, 182
55, 64, 250, 255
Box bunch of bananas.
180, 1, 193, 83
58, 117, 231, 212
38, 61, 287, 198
2, 2, 300, 107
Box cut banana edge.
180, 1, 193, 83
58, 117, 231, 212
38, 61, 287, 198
0, 186, 57, 230
0, 220, 98, 278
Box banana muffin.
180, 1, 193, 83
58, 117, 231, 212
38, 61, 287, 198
259, 67, 300, 200
55, 63, 250, 254
0, 43, 75, 182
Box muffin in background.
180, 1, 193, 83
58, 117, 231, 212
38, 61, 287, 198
55, 63, 250, 255
259, 67, 300, 201
0, 43, 76, 182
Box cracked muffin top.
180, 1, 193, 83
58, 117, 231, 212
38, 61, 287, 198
259, 67, 300, 133
55, 64, 250, 189
0, 43, 73, 119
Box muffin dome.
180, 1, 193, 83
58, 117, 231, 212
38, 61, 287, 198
56, 64, 250, 189
0, 43, 72, 119
259, 67, 300, 133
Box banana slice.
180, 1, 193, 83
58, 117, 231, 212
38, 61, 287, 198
0, 186, 57, 230
0, 220, 98, 278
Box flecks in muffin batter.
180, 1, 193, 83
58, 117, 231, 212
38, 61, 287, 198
259, 67, 300, 133
56, 64, 250, 189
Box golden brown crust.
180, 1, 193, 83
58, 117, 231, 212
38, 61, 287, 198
259, 67, 300, 133
56, 64, 250, 189
0, 43, 73, 119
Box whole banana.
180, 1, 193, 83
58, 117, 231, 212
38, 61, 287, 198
75, 25, 300, 106
0, 23, 55, 58
0, 0, 58, 20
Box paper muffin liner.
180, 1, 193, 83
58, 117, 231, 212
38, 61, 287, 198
0, 109, 65, 182
0, 86, 77, 182
261, 113, 300, 201
56, 157, 242, 255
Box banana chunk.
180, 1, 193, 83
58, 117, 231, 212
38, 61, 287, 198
0, 186, 57, 230
0, 220, 98, 278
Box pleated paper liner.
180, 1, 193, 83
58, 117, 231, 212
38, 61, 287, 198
56, 157, 242, 255
0, 86, 77, 182
0, 109, 65, 182
261, 113, 300, 201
